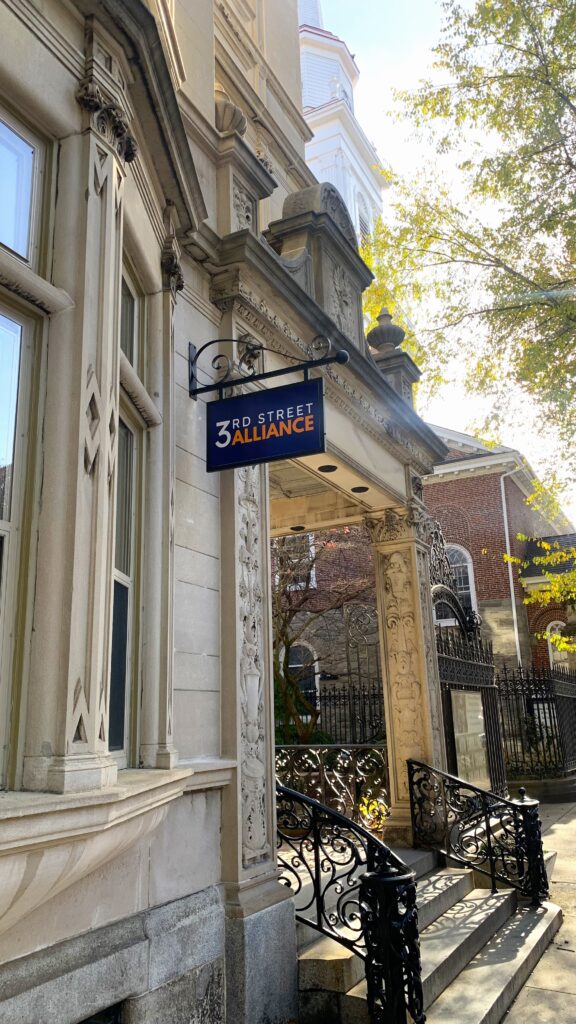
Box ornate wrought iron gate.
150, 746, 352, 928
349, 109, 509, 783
431, 570, 507, 795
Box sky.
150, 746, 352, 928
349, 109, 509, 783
313, 1, 576, 526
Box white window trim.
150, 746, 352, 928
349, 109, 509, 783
284, 641, 320, 723
0, 106, 45, 270
110, 407, 142, 769
546, 620, 568, 669
0, 304, 35, 784
436, 543, 478, 626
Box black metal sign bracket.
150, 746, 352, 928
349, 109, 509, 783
188, 333, 349, 400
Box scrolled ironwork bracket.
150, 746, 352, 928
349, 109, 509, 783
188, 333, 349, 400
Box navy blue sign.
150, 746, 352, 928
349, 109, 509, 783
206, 378, 325, 472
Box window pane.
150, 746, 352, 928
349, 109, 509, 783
0, 314, 22, 521
115, 421, 133, 576
120, 278, 135, 364
109, 579, 129, 751
0, 121, 34, 257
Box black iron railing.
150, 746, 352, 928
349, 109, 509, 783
497, 664, 576, 777
408, 759, 549, 906
275, 744, 389, 830
276, 783, 425, 1024
291, 681, 385, 745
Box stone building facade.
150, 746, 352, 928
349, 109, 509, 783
0, 1, 447, 1020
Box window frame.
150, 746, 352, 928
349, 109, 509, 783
277, 533, 317, 593
546, 620, 568, 670
108, 264, 148, 768
120, 265, 144, 375
0, 106, 45, 269
435, 543, 478, 626
109, 405, 144, 769
0, 302, 35, 785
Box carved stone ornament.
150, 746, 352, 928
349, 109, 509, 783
215, 84, 247, 136
161, 237, 184, 298
282, 183, 358, 249
238, 465, 270, 865
76, 77, 138, 163
232, 180, 255, 232
381, 550, 426, 798
365, 507, 412, 544
416, 546, 444, 766
329, 261, 354, 337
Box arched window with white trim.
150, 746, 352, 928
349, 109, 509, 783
446, 544, 477, 613
546, 620, 569, 670
436, 544, 478, 625
288, 643, 319, 705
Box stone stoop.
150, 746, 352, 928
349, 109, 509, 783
297, 849, 562, 1024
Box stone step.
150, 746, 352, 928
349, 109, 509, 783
420, 888, 516, 1009
298, 866, 475, 992
339, 889, 516, 1022
424, 901, 562, 1024
299, 935, 365, 994
416, 867, 475, 932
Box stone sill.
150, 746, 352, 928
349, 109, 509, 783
179, 757, 236, 792
0, 767, 193, 856
0, 768, 195, 937
0, 246, 73, 315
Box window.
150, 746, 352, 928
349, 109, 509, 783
546, 620, 569, 670
288, 644, 318, 705
357, 195, 370, 243
0, 113, 42, 262
0, 307, 33, 783
446, 545, 476, 612
120, 270, 142, 370
275, 533, 316, 591
435, 544, 477, 625
109, 419, 138, 762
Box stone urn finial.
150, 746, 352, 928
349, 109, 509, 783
366, 308, 406, 355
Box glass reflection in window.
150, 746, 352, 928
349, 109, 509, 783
0, 120, 34, 258
0, 314, 22, 522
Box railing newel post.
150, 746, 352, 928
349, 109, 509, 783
512, 786, 549, 907
360, 866, 425, 1024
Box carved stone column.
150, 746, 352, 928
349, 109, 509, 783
366, 503, 446, 843
220, 457, 297, 1022
23, 44, 137, 792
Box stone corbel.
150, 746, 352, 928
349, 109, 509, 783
215, 84, 247, 136
76, 78, 138, 164
161, 241, 184, 298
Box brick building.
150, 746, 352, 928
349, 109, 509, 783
423, 425, 575, 669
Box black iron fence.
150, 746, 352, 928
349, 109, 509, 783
275, 744, 389, 831
294, 681, 385, 744
497, 664, 576, 777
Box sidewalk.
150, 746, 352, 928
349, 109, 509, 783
504, 776, 576, 1023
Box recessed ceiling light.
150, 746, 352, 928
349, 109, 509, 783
351, 485, 369, 493
318, 464, 338, 473
290, 525, 306, 532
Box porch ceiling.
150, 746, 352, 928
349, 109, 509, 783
269, 453, 401, 535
